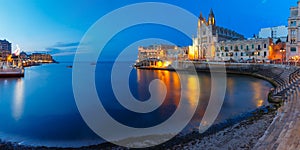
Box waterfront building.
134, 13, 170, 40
258, 26, 288, 42
189, 9, 245, 61
0, 39, 12, 60
30, 53, 53, 63
138, 9, 286, 63
19, 51, 28, 60
215, 38, 272, 62
189, 9, 275, 62
269, 41, 286, 62
137, 44, 188, 62
287, 1, 300, 60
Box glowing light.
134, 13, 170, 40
256, 99, 264, 107
164, 61, 171, 67
188, 46, 196, 60
157, 61, 163, 67
12, 79, 25, 121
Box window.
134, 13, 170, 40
264, 44, 267, 49
292, 30, 296, 36
241, 52, 243, 56
235, 46, 239, 51
290, 21, 297, 27
217, 53, 219, 57
252, 44, 254, 49
235, 52, 238, 56
264, 51, 267, 57
258, 45, 261, 50
222, 53, 224, 56
246, 45, 249, 50
291, 47, 297, 52
230, 46, 233, 50
225, 47, 228, 51
226, 53, 228, 56
241, 45, 243, 50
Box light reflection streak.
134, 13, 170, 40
251, 81, 264, 107
12, 79, 25, 121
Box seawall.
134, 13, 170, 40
137, 62, 300, 103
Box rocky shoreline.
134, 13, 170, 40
0, 105, 279, 150
170, 105, 278, 150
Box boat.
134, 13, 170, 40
0, 62, 24, 77
66, 65, 73, 68
90, 62, 97, 65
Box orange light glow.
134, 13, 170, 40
157, 61, 163, 67
256, 99, 264, 107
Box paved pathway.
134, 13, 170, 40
254, 85, 300, 150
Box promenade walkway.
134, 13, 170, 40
254, 67, 300, 150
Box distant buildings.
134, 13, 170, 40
138, 45, 188, 62
258, 26, 288, 42
287, 1, 300, 60
138, 2, 300, 63
0, 39, 12, 59
30, 53, 53, 63
214, 38, 272, 62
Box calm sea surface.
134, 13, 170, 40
0, 62, 273, 147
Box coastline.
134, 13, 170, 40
0, 105, 279, 150
0, 62, 299, 149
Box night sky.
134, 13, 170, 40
0, 0, 297, 61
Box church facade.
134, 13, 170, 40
189, 9, 272, 62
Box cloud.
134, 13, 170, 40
44, 41, 80, 56
52, 42, 80, 48
51, 51, 77, 56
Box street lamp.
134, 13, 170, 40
280, 48, 286, 65
294, 56, 300, 66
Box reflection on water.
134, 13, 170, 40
186, 75, 200, 109
256, 99, 264, 107
251, 82, 266, 107
0, 63, 273, 147
13, 79, 24, 121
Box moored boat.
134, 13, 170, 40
0, 62, 24, 77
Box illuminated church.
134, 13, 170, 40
189, 9, 245, 60
189, 9, 272, 62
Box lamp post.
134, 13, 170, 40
280, 48, 285, 65
295, 56, 299, 66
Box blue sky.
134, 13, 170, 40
0, 0, 297, 61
